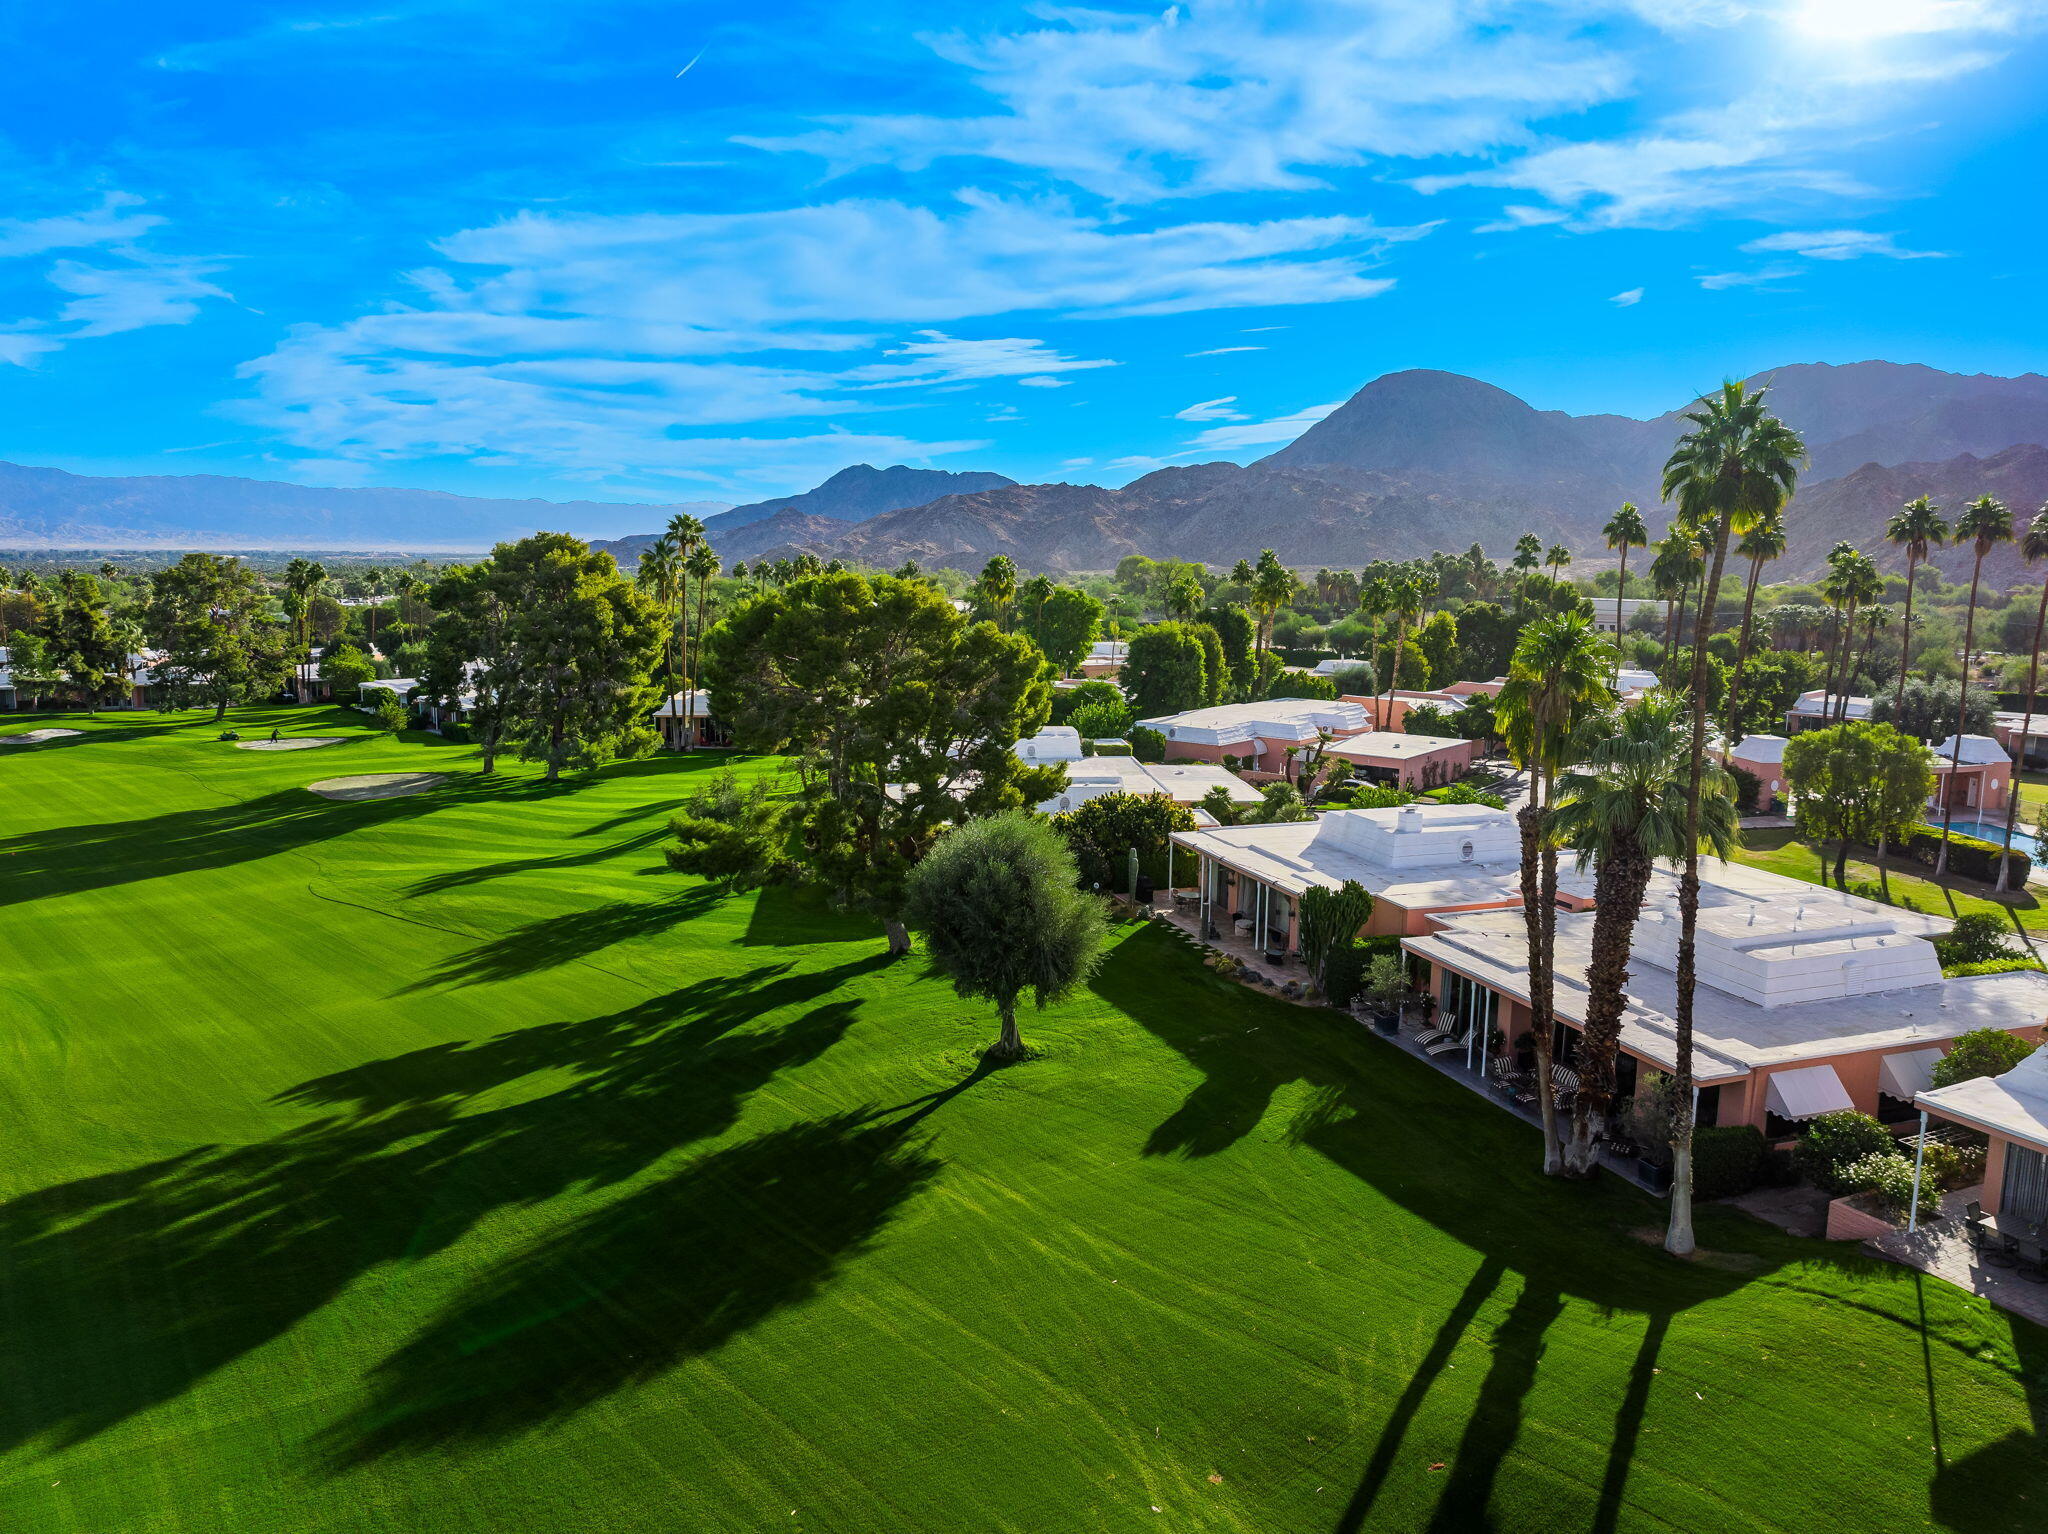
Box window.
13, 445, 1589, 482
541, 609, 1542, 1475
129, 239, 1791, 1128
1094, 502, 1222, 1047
2005, 1144, 2048, 1228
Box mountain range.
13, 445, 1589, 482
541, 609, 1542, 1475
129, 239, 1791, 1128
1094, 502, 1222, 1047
7, 360, 2048, 584
0, 459, 727, 550
718, 362, 2048, 585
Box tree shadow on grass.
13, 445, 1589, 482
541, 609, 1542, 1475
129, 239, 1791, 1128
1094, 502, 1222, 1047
1930, 1311, 2048, 1534
322, 1110, 943, 1465
396, 887, 723, 990
740, 881, 880, 947
0, 957, 882, 1457
403, 825, 674, 898
0, 776, 547, 907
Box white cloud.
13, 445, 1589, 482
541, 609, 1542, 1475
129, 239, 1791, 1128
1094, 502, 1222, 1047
1187, 345, 1265, 356
0, 194, 230, 365
1184, 400, 1344, 452
838, 329, 1116, 389
1696, 264, 1802, 289
49, 258, 231, 337
1240, 325, 1289, 332
1610, 287, 1644, 306
236, 194, 1416, 483
1740, 228, 1943, 260
1174, 396, 1247, 422
1016, 374, 1068, 388
741, 2, 1634, 203
0, 192, 163, 257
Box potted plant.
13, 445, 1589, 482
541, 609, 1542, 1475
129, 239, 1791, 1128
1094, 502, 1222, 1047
1364, 954, 1406, 1035
1626, 1073, 1677, 1194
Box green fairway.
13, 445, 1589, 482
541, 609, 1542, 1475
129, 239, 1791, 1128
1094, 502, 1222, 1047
1, 708, 2043, 1533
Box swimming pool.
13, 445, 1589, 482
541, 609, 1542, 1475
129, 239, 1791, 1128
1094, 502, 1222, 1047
1946, 818, 2043, 864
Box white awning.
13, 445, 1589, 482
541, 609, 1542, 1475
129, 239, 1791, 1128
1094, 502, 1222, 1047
1879, 1048, 1945, 1102
1765, 1064, 1856, 1122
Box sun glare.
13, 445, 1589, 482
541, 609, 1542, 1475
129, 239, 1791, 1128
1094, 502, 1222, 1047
1788, 0, 1979, 41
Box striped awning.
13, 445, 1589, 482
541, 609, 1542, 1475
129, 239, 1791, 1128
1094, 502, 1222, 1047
1879, 1048, 1945, 1102
1765, 1064, 1856, 1122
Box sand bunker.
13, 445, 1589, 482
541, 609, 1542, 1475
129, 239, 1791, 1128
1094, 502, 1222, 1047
306, 772, 451, 802
0, 728, 83, 744
235, 736, 347, 752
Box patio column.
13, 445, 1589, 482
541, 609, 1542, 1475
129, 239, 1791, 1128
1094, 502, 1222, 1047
1167, 839, 1175, 895
1908, 1109, 1929, 1232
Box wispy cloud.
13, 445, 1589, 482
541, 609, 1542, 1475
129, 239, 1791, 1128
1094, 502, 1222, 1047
838, 330, 1116, 389
1184, 400, 1344, 452
50, 257, 231, 337
0, 191, 162, 257
1740, 228, 1944, 261
1187, 345, 1265, 357
1174, 396, 1247, 422
1609, 287, 1644, 306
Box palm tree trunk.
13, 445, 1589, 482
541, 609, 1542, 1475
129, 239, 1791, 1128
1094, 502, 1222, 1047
1518, 774, 1563, 1176
1895, 549, 1920, 720
1994, 578, 2048, 892
1564, 833, 1652, 1176
1724, 553, 1764, 739
1937, 556, 1987, 877
1668, 500, 1737, 1258
1834, 600, 1862, 723
1614, 546, 1629, 684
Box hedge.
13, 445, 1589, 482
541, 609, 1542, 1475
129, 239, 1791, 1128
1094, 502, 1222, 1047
1898, 822, 2031, 885
1692, 1125, 1769, 1200
1943, 957, 2044, 978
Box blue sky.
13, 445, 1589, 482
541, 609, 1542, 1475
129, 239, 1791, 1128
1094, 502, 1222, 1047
2, 0, 2044, 507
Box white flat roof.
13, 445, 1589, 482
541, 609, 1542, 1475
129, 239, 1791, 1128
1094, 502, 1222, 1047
1043, 756, 1263, 813
1918, 1046, 2048, 1151
1934, 733, 2011, 767
1790, 690, 1872, 720
1403, 884, 2047, 1081
653, 689, 714, 717
1732, 733, 1789, 764
1326, 731, 1469, 761
1136, 697, 1370, 748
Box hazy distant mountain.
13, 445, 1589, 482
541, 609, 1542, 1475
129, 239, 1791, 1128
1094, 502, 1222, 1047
0, 459, 725, 550
1779, 445, 2048, 585
746, 362, 2048, 578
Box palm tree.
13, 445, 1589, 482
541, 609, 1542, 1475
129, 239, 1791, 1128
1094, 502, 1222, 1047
1551, 693, 1733, 1175
1546, 544, 1572, 582
636, 536, 686, 745
664, 512, 707, 747
1651, 522, 1704, 684
1021, 573, 1054, 633
684, 542, 721, 747
1603, 503, 1648, 679
975, 554, 1018, 630
1995, 506, 2048, 892
1658, 379, 1802, 1256
1380, 575, 1423, 729
1885, 495, 1950, 719
1938, 495, 2015, 874
1820, 546, 1881, 724
1723, 507, 1785, 737
1250, 550, 1295, 692
1164, 570, 1205, 622
1495, 612, 1616, 1176
1510, 533, 1542, 612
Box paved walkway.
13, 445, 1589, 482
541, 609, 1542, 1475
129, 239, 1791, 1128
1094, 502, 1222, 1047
1866, 1188, 2048, 1328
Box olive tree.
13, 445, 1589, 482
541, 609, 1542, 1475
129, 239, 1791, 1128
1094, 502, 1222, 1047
903, 812, 1109, 1058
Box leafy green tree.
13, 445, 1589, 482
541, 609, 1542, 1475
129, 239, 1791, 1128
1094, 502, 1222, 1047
664, 770, 792, 891
704, 570, 1058, 955
1930, 1028, 2039, 1090
1874, 675, 1992, 743
1200, 605, 1254, 696
1189, 621, 1228, 706
1452, 602, 1517, 680
1783, 721, 1935, 891
48, 571, 130, 707
1122, 623, 1210, 717
492, 532, 666, 783
320, 645, 377, 704
370, 689, 409, 733
423, 562, 512, 771
1068, 698, 1131, 741
904, 811, 1109, 1058
1051, 790, 1195, 891
1020, 585, 1103, 675
1402, 702, 1460, 737
144, 552, 292, 719
1050, 677, 1123, 726
1413, 610, 1460, 688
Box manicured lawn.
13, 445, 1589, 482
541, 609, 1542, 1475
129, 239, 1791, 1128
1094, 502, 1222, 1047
1732, 825, 2048, 938
1, 708, 2044, 1533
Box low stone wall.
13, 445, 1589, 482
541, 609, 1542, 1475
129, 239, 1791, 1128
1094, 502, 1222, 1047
1825, 1191, 1901, 1242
